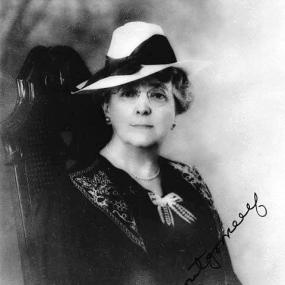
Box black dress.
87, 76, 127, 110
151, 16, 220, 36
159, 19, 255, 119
42, 154, 241, 285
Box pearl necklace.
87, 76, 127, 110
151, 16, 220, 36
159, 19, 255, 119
130, 167, 160, 181
102, 144, 160, 181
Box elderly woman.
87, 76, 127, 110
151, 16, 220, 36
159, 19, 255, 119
46, 22, 241, 285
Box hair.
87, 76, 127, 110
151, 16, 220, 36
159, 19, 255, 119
96, 67, 192, 115
146, 67, 192, 115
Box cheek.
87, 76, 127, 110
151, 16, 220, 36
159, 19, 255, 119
157, 104, 176, 128
160, 111, 175, 130
108, 96, 126, 120
108, 102, 131, 132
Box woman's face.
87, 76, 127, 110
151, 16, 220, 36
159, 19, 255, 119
104, 78, 176, 148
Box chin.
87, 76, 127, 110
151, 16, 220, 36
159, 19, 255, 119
126, 135, 161, 148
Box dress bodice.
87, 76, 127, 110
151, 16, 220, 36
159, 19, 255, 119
62, 154, 241, 284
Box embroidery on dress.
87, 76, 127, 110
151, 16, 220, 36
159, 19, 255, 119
168, 160, 224, 238
69, 164, 146, 251
169, 161, 213, 205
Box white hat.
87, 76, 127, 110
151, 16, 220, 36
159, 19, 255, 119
74, 21, 208, 93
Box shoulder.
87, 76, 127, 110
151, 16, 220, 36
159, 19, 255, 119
68, 155, 102, 177
162, 157, 213, 205
69, 155, 114, 198
164, 157, 224, 235
68, 154, 119, 216
68, 156, 147, 251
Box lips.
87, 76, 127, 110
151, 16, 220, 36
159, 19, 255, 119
130, 124, 153, 128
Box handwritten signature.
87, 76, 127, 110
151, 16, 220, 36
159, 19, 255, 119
185, 192, 267, 284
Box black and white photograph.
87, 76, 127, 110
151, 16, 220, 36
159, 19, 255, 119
0, 1, 284, 284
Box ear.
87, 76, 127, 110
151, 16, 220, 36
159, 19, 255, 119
102, 102, 110, 116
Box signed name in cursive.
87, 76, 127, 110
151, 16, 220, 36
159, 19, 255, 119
185, 192, 267, 284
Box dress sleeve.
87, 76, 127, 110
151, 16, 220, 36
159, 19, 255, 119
187, 166, 243, 285
41, 170, 158, 284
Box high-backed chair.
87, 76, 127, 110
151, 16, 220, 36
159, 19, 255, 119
0, 46, 107, 284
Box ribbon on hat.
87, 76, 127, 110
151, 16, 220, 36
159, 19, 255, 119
148, 192, 197, 226
80, 34, 177, 89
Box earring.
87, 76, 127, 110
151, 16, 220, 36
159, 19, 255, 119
105, 116, 111, 124
171, 123, 176, 130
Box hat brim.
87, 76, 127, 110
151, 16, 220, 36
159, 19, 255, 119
73, 59, 211, 94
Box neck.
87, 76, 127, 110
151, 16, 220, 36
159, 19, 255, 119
100, 136, 160, 177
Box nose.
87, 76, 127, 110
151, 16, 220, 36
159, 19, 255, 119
135, 93, 151, 115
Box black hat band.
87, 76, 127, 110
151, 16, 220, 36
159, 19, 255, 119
82, 34, 177, 89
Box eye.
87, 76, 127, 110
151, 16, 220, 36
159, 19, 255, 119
121, 91, 134, 97
149, 90, 168, 101
119, 89, 138, 98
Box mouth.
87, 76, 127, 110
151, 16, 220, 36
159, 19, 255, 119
130, 124, 153, 128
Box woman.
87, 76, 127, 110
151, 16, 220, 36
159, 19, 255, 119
48, 22, 241, 284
